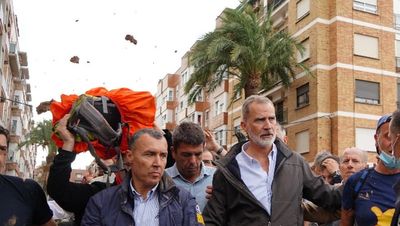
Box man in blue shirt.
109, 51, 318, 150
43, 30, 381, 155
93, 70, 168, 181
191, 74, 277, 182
78, 127, 203, 225
342, 114, 400, 226
165, 122, 216, 211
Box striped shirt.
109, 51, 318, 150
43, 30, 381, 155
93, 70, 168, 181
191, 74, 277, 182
130, 181, 159, 226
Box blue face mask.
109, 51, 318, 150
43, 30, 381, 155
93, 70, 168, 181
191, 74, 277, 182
379, 135, 400, 169
379, 151, 400, 169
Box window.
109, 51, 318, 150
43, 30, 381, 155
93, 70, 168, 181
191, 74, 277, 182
13, 95, 20, 106
353, 0, 377, 14
355, 80, 380, 104
219, 102, 224, 114
397, 83, 400, 109
355, 128, 375, 152
215, 101, 220, 116
354, 34, 379, 59
275, 101, 285, 123
168, 90, 173, 101
215, 130, 224, 146
296, 83, 309, 108
295, 130, 309, 154
297, 38, 310, 63
11, 119, 17, 134
296, 0, 310, 20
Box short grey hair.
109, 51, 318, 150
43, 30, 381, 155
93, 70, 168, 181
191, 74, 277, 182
340, 147, 368, 163
128, 128, 164, 150
242, 95, 274, 121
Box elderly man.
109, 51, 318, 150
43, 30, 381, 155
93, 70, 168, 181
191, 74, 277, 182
165, 122, 216, 211
0, 126, 56, 226
203, 95, 341, 225
82, 128, 202, 225
342, 114, 400, 226
339, 147, 368, 182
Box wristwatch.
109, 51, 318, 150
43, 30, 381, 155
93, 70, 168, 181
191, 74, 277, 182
330, 170, 342, 184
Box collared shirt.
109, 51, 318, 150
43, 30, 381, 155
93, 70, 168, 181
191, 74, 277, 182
236, 141, 277, 214
165, 163, 216, 211
130, 181, 159, 226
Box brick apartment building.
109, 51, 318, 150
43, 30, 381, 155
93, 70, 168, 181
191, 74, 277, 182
156, 0, 400, 163
0, 0, 34, 177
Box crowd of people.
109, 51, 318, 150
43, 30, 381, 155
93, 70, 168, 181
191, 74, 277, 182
2, 94, 400, 225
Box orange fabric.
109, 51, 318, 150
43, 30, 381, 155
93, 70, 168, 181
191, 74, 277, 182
50, 87, 156, 159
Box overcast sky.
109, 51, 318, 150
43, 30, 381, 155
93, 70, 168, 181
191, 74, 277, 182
13, 0, 239, 168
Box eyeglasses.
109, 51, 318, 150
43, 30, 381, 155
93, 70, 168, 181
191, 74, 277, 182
203, 160, 214, 165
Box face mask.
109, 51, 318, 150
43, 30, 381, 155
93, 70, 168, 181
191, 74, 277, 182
379, 151, 400, 169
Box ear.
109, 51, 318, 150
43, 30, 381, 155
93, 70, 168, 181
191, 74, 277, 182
241, 121, 247, 133
126, 149, 134, 163
171, 146, 177, 160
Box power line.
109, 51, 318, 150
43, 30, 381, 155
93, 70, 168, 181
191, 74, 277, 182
0, 96, 32, 108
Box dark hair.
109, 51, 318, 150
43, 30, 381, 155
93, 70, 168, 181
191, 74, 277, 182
390, 110, 400, 136
172, 122, 204, 150
0, 125, 10, 146
128, 128, 164, 150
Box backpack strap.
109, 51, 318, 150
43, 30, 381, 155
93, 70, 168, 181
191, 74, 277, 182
352, 167, 373, 200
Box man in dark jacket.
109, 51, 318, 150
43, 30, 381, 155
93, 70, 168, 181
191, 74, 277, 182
82, 128, 203, 225
47, 114, 109, 225
203, 95, 341, 226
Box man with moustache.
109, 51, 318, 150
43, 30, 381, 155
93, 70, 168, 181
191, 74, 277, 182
341, 114, 400, 226
203, 95, 341, 226
81, 128, 203, 225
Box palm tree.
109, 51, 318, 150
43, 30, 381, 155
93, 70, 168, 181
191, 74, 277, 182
20, 119, 57, 157
19, 119, 56, 189
185, 5, 309, 103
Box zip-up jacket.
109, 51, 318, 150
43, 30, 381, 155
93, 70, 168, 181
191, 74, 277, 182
81, 173, 202, 226
203, 139, 342, 226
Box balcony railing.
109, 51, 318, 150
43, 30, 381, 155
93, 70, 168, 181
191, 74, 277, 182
267, 0, 285, 11
395, 14, 400, 30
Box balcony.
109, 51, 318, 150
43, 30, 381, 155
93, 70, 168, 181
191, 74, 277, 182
211, 112, 228, 128
9, 134, 20, 144
395, 14, 400, 30
9, 43, 21, 78
267, 0, 286, 11
26, 83, 31, 93
11, 107, 22, 117
18, 51, 28, 67
21, 66, 29, 79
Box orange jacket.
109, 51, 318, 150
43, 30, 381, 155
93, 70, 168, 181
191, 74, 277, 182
50, 87, 155, 159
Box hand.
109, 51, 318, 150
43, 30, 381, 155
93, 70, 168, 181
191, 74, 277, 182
55, 114, 75, 152
204, 129, 220, 153
205, 185, 213, 199
321, 158, 339, 174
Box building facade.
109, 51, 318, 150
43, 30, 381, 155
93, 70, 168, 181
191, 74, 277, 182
0, 0, 34, 177
156, 0, 400, 163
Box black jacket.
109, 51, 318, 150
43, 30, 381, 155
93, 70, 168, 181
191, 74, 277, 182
203, 139, 342, 226
47, 149, 107, 225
